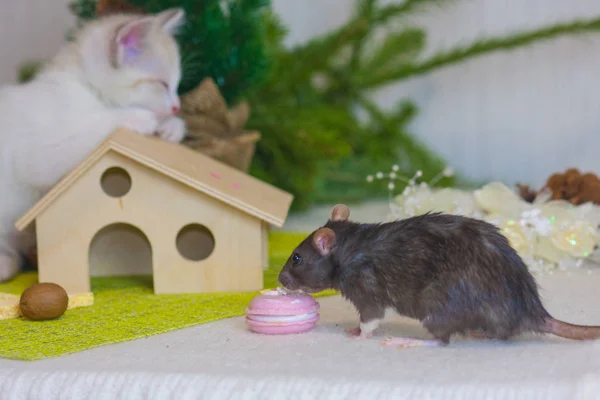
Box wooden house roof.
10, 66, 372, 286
15, 128, 293, 230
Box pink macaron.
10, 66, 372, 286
246, 288, 320, 335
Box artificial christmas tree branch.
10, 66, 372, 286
358, 16, 600, 89
348, 0, 377, 71
359, 28, 425, 74
372, 0, 447, 23
290, 0, 444, 69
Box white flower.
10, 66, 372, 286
443, 167, 454, 177
473, 182, 531, 216
428, 188, 477, 216
550, 220, 599, 258
498, 219, 534, 256
311, 73, 329, 90
392, 185, 434, 218
390, 178, 600, 274
520, 208, 553, 236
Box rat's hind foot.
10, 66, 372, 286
381, 336, 446, 349
345, 326, 361, 336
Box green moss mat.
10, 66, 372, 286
0, 232, 337, 361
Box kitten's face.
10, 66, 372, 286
80, 9, 185, 120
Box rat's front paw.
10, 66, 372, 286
118, 109, 159, 136
157, 116, 186, 143
0, 254, 20, 282
345, 326, 372, 339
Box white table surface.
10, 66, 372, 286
1, 268, 600, 400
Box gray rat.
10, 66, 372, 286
278, 204, 600, 348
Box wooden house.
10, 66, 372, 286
15, 128, 293, 295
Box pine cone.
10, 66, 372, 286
564, 171, 584, 200
541, 168, 600, 205
575, 173, 600, 204
516, 184, 537, 203
545, 172, 567, 200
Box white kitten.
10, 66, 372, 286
0, 8, 188, 281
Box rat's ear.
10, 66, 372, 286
330, 204, 350, 222
312, 228, 336, 256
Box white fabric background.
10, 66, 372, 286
3, 0, 600, 188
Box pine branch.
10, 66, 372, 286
358, 17, 600, 89
290, 19, 369, 72
68, 0, 97, 20
371, 0, 450, 24
17, 61, 43, 83
292, 0, 446, 65
359, 28, 425, 74
348, 0, 378, 70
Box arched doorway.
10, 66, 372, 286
88, 223, 153, 288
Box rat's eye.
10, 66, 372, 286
292, 253, 302, 266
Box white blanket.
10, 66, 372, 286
1, 269, 600, 399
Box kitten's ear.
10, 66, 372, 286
114, 17, 154, 65
312, 228, 336, 257
155, 8, 185, 34
330, 204, 350, 222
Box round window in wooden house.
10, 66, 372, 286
100, 166, 132, 197
176, 224, 215, 261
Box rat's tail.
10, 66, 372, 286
542, 317, 600, 340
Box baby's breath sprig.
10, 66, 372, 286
366, 165, 455, 200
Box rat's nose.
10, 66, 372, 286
171, 106, 180, 115
278, 272, 295, 289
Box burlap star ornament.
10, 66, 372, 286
179, 78, 261, 172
